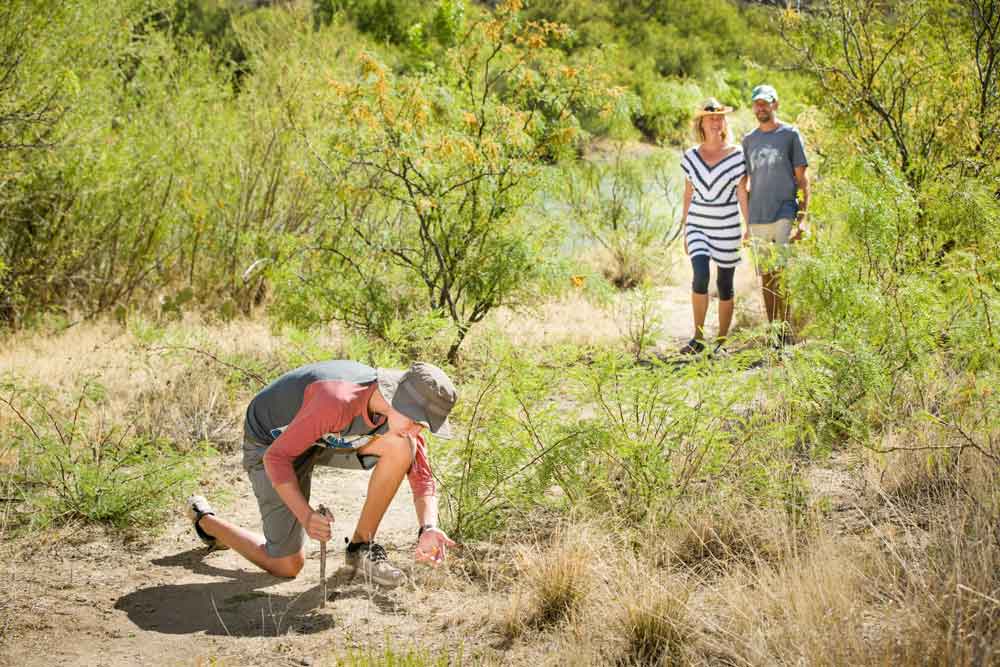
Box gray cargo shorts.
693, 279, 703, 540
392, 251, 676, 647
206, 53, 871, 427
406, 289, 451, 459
242, 440, 379, 558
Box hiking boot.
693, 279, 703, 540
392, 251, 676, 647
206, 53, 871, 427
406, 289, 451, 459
345, 541, 405, 588
186, 495, 229, 551
678, 338, 706, 355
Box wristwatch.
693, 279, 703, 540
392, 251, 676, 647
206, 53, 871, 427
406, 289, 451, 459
418, 524, 437, 537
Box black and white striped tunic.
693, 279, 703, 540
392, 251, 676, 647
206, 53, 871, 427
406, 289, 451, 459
680, 146, 746, 268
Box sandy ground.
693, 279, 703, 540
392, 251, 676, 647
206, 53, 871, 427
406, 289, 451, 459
657, 255, 763, 350
1, 457, 498, 667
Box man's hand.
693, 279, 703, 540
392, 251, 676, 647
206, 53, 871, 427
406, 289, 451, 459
790, 211, 808, 243
415, 527, 456, 566
304, 508, 333, 542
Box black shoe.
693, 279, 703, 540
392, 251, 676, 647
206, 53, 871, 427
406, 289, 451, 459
678, 338, 706, 355
186, 495, 229, 551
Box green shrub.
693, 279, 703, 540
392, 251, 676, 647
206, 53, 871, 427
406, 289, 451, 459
561, 151, 680, 288
521, 0, 764, 141
276, 3, 616, 362
436, 348, 571, 539
633, 76, 706, 145
565, 354, 744, 523
166, 0, 250, 78
1, 378, 209, 531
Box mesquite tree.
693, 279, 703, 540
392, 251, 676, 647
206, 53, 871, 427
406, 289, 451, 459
780, 0, 1000, 189
287, 0, 623, 362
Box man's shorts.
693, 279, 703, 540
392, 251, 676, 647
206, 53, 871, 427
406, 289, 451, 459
242, 441, 379, 558
749, 218, 793, 275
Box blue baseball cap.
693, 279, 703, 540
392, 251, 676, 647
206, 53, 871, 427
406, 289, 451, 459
751, 84, 778, 103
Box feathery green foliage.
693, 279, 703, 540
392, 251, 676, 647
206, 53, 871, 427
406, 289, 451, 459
272, 2, 626, 361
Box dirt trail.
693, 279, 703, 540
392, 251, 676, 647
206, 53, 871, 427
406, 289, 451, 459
2, 459, 477, 667
657, 253, 763, 351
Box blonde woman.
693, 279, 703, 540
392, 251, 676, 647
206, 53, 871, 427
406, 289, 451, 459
677, 98, 749, 355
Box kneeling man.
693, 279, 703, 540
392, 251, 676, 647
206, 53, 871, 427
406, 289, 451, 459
186, 360, 458, 587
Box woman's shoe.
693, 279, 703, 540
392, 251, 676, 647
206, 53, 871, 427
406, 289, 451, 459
678, 338, 706, 355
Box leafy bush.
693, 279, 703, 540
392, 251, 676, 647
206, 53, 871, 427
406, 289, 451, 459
436, 348, 573, 539
166, 0, 250, 79
616, 281, 665, 362
0, 0, 342, 329
1, 378, 209, 530
436, 340, 810, 541
275, 2, 619, 362
565, 355, 744, 522
522, 0, 761, 141
632, 76, 706, 144
0, 0, 307, 326
782, 0, 1000, 191
323, 0, 423, 45
786, 155, 1000, 456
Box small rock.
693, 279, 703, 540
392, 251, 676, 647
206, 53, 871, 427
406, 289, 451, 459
299, 658, 313, 666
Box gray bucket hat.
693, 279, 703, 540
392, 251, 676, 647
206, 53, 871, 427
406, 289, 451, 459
377, 362, 458, 438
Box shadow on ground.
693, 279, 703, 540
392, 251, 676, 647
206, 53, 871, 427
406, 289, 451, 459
114, 548, 402, 636
114, 548, 332, 636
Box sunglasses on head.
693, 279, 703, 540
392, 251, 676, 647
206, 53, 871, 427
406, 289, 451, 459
704, 104, 723, 112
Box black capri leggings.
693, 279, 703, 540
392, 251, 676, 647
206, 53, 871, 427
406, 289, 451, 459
691, 255, 735, 300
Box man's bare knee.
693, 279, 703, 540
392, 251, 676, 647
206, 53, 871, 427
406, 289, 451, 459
383, 436, 413, 462
266, 552, 305, 578
359, 435, 414, 471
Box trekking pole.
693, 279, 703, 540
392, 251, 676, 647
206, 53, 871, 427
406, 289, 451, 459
318, 504, 331, 607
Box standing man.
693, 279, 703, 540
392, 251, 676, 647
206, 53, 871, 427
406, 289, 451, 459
186, 360, 458, 588
740, 84, 810, 344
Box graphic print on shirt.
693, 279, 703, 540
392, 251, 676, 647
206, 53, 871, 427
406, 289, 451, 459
750, 145, 783, 171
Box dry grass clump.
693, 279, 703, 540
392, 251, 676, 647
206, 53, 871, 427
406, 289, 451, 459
501, 526, 605, 639
702, 532, 878, 666
611, 574, 694, 667
515, 549, 700, 667
648, 503, 792, 575
887, 498, 1000, 666
861, 430, 999, 662
691, 469, 999, 666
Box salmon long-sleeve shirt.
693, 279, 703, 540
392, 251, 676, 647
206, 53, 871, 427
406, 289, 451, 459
244, 360, 436, 497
